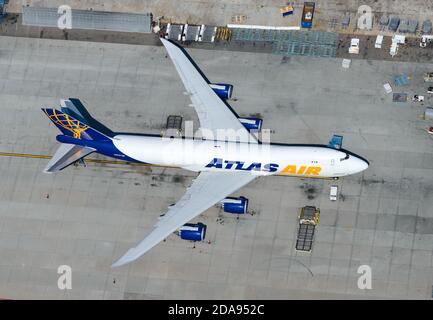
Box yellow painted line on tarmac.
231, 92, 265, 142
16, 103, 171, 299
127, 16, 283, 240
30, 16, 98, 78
0, 152, 51, 159
0, 152, 179, 169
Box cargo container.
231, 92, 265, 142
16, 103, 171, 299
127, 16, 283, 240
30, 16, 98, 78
393, 93, 408, 102
388, 17, 400, 31
280, 5, 294, 17
425, 107, 433, 120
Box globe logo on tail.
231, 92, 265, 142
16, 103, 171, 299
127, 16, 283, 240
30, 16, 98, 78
45, 109, 89, 139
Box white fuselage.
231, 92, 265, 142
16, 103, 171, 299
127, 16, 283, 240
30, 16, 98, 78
113, 135, 369, 178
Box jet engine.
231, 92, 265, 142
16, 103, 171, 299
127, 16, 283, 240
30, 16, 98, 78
178, 223, 207, 241
209, 83, 233, 100
221, 197, 249, 214
238, 117, 263, 132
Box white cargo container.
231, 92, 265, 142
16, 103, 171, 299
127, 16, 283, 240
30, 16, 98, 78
425, 107, 433, 121
392, 34, 406, 44
383, 83, 392, 93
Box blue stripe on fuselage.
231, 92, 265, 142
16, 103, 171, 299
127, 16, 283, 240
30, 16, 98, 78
56, 135, 140, 163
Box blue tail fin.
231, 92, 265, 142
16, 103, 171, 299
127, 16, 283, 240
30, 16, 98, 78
60, 99, 114, 137
42, 107, 111, 141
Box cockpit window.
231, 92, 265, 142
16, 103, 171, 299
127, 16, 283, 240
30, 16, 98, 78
340, 153, 350, 161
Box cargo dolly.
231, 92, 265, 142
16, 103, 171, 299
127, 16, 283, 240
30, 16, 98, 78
295, 206, 320, 252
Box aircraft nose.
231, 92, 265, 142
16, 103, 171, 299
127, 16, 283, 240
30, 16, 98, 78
354, 157, 369, 173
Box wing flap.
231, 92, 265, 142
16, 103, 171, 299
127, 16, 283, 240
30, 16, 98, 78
112, 171, 256, 267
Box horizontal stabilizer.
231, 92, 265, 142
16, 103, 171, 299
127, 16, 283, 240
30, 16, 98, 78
44, 143, 95, 173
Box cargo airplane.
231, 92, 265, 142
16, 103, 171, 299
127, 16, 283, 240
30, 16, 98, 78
42, 38, 369, 267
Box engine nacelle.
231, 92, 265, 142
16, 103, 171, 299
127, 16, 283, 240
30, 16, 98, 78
178, 223, 207, 241
209, 83, 233, 100
238, 117, 262, 132
221, 197, 248, 214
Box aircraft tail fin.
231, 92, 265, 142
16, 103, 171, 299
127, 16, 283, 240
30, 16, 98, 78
42, 99, 114, 172
60, 98, 114, 137
42, 100, 112, 141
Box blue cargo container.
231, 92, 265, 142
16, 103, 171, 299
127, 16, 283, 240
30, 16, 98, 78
0, 0, 5, 23
388, 17, 400, 31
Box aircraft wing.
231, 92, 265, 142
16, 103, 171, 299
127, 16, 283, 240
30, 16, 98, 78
112, 171, 256, 267
161, 38, 257, 143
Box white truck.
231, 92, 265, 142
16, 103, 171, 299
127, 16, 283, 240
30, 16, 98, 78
412, 95, 425, 102
424, 73, 433, 82
375, 35, 383, 48
330, 185, 338, 201
420, 35, 433, 47
349, 38, 360, 54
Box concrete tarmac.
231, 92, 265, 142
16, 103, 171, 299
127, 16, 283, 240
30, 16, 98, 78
0, 36, 432, 299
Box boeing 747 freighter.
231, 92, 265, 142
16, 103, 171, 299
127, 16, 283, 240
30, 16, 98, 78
42, 38, 369, 267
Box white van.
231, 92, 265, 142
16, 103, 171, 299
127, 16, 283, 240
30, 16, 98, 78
330, 185, 338, 201
375, 35, 383, 48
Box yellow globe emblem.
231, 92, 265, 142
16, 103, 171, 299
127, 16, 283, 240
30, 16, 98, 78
46, 109, 89, 139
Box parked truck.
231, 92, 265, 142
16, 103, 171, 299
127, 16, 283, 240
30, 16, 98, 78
424, 72, 433, 82
301, 2, 315, 29
330, 185, 338, 201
